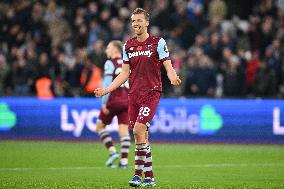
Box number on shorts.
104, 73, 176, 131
139, 107, 151, 117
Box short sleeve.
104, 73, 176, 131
157, 38, 170, 61
122, 43, 129, 63
104, 60, 115, 76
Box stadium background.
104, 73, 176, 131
0, 0, 284, 188
0, 0, 283, 98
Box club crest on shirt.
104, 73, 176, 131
137, 46, 143, 51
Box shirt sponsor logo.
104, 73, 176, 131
128, 50, 152, 58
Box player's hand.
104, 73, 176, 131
102, 104, 110, 115
171, 76, 182, 86
94, 88, 107, 97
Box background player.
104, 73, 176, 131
95, 40, 130, 168
95, 8, 181, 187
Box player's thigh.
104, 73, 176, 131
97, 109, 115, 126
136, 91, 161, 127
117, 108, 129, 125
118, 124, 129, 137
128, 98, 140, 129
117, 108, 129, 137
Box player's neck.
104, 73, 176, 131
111, 54, 122, 59
136, 32, 149, 42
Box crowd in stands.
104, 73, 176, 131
0, 0, 283, 98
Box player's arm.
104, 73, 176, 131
163, 60, 181, 86
95, 63, 130, 97
101, 60, 114, 104
95, 43, 130, 97
157, 37, 181, 86
100, 60, 114, 114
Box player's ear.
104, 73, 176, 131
146, 20, 149, 27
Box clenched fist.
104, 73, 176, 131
94, 88, 107, 97
171, 76, 182, 86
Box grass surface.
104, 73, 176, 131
0, 141, 284, 189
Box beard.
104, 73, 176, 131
133, 25, 143, 35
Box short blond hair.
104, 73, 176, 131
132, 8, 149, 21
110, 40, 123, 53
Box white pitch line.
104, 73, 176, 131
158, 163, 284, 168
0, 167, 103, 171
1, 163, 284, 171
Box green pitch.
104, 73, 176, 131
0, 141, 284, 189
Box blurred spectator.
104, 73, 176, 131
65, 50, 84, 97
152, 0, 172, 31
259, 16, 274, 57
184, 48, 216, 97
279, 61, 284, 98
204, 32, 223, 64
53, 52, 68, 97
264, 45, 281, 72
223, 56, 247, 97
118, 7, 131, 22
245, 51, 260, 95
88, 40, 107, 71
208, 0, 227, 21
10, 57, 33, 96
108, 17, 125, 41
248, 14, 261, 52
253, 60, 277, 97
35, 77, 54, 99
99, 8, 112, 28
190, 34, 206, 51
44, 0, 71, 49
202, 16, 222, 37
74, 24, 89, 48
236, 29, 251, 51
36, 52, 53, 79
80, 56, 102, 96
0, 53, 9, 95
87, 19, 109, 51
221, 32, 235, 52
236, 48, 249, 70
85, 1, 99, 24
187, 0, 205, 32
183, 56, 197, 96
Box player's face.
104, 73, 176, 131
131, 13, 149, 35
105, 43, 115, 58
